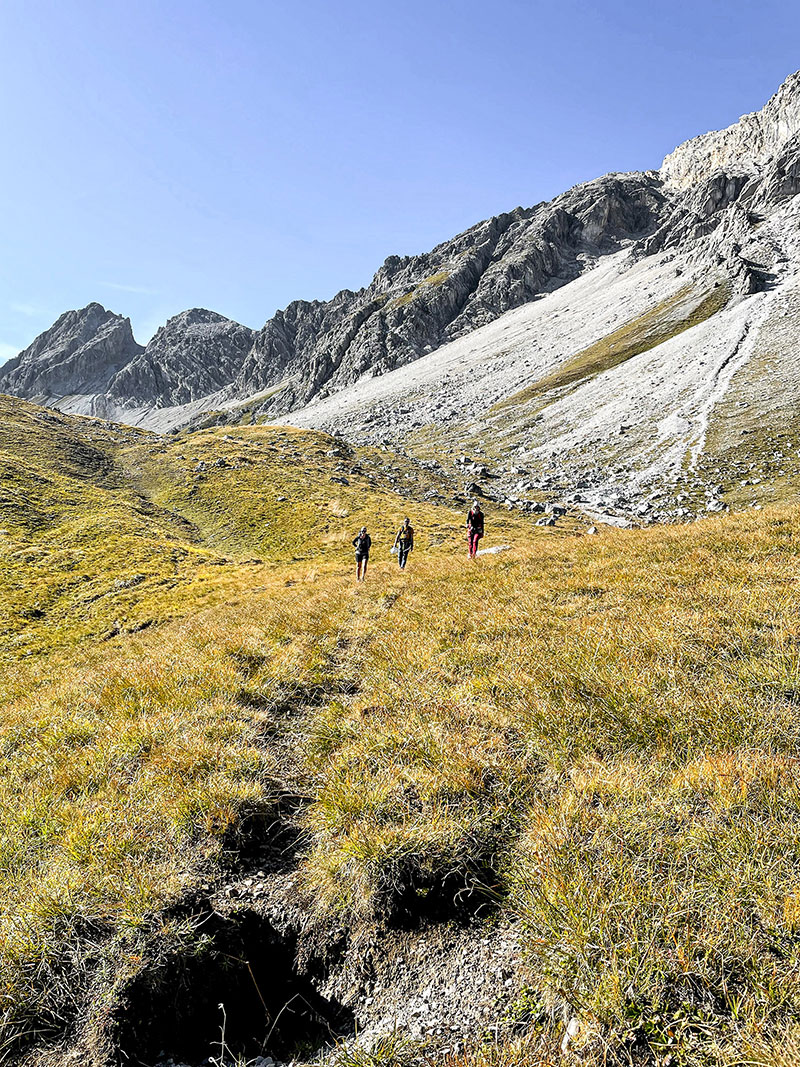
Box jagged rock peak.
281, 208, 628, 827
0, 303, 142, 398
19, 303, 131, 355
5, 68, 800, 431
106, 307, 256, 408
158, 307, 240, 330
661, 70, 800, 189
143, 306, 254, 351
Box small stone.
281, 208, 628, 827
562, 1017, 581, 1054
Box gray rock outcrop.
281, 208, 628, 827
0, 306, 255, 418
3, 69, 800, 439
661, 71, 800, 189
108, 309, 254, 408
0, 303, 142, 399
231, 173, 665, 415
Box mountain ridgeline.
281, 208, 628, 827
3, 71, 800, 441
0, 175, 666, 425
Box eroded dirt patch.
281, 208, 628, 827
109, 903, 354, 1066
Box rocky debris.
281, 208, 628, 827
226, 172, 665, 418
5, 72, 800, 529
281, 175, 800, 523
212, 868, 527, 1065
0, 154, 674, 423
128, 817, 529, 1067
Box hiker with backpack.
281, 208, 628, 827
392, 517, 414, 570
353, 526, 372, 582
466, 500, 484, 559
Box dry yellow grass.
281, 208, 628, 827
3, 395, 800, 1065
298, 513, 800, 1064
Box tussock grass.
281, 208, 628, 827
0, 584, 352, 1057
298, 512, 800, 1061
430, 1034, 561, 1067
3, 396, 800, 1063
0, 397, 496, 1058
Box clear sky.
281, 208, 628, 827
1, 0, 798, 362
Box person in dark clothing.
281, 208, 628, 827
466, 500, 484, 559
353, 526, 371, 581
393, 517, 414, 569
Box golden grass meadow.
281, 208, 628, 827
2, 395, 800, 1066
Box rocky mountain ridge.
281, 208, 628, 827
0, 303, 143, 399
0, 170, 666, 423
3, 70, 800, 526
107, 308, 255, 409
227, 172, 665, 414
661, 70, 800, 189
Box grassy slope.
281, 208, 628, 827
300, 512, 800, 1066
0, 397, 520, 1060
2, 397, 800, 1065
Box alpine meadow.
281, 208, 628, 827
4, 49, 800, 1067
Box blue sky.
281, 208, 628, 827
1, 0, 798, 362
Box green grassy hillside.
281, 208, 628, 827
1, 397, 800, 1067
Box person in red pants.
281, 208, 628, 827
466, 500, 484, 559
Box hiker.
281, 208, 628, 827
393, 517, 414, 569
466, 500, 484, 559
353, 526, 371, 582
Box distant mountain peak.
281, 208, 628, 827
0, 304, 142, 399
161, 307, 236, 328
107, 309, 254, 409
3, 69, 800, 457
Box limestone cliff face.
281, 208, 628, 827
661, 70, 800, 189
644, 128, 800, 295
0, 173, 668, 420
232, 173, 665, 414
108, 309, 255, 409
0, 304, 142, 399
